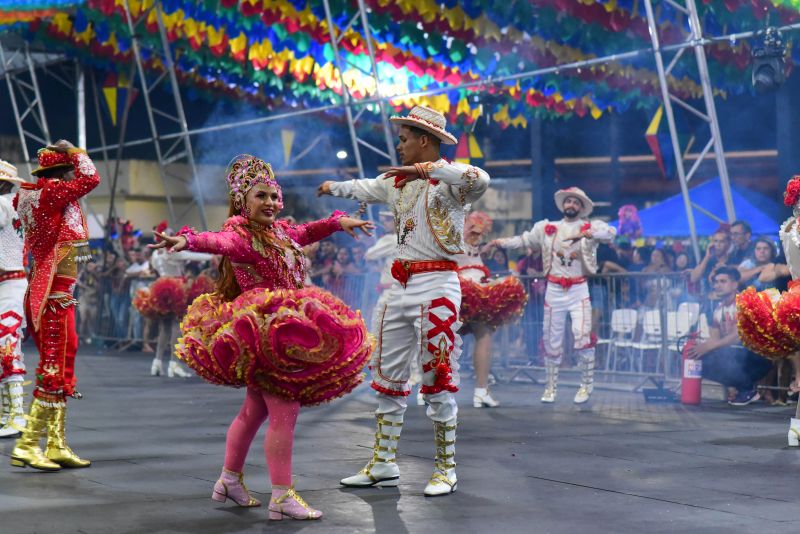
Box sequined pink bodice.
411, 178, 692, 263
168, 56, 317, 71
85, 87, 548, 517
181, 212, 344, 291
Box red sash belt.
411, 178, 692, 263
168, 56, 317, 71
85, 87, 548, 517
546, 274, 586, 289
49, 274, 77, 296
0, 271, 26, 283
391, 259, 457, 287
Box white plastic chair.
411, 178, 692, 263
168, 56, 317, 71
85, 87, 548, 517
677, 302, 700, 328
603, 309, 638, 371
631, 309, 663, 372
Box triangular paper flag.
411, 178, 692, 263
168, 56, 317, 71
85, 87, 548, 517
454, 133, 470, 164
281, 129, 295, 166
645, 105, 662, 136
467, 134, 483, 159
103, 86, 118, 126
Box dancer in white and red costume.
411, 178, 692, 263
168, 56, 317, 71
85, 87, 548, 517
148, 221, 211, 378
0, 159, 27, 439
456, 211, 527, 408
492, 187, 615, 404
319, 105, 490, 496
736, 176, 800, 445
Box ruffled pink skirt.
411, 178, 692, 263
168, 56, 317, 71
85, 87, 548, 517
459, 275, 528, 329
177, 286, 372, 406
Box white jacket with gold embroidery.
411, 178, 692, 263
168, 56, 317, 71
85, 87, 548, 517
329, 159, 490, 261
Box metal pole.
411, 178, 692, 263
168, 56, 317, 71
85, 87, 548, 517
322, 0, 366, 179
122, 0, 177, 224
356, 0, 397, 166
76, 61, 86, 149
686, 0, 735, 222
89, 69, 113, 182
154, 2, 207, 229
643, 0, 701, 263
25, 44, 50, 146
0, 44, 32, 174
107, 63, 138, 236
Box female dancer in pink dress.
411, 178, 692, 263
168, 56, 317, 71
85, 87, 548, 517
151, 155, 373, 520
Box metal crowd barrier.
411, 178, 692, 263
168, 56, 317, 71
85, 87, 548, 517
78, 269, 702, 390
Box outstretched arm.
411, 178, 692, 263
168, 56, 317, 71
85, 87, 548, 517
382, 160, 490, 205
151, 229, 255, 263
318, 175, 392, 205
490, 222, 545, 252
419, 160, 490, 205
283, 212, 374, 247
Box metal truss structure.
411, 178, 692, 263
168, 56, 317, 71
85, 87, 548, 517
5, 2, 800, 240
321, 0, 398, 183
643, 0, 735, 262
0, 39, 54, 176
121, 0, 207, 229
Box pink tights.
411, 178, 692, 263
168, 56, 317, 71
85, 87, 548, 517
223, 387, 300, 486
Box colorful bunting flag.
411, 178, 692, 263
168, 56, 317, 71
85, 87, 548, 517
281, 129, 295, 166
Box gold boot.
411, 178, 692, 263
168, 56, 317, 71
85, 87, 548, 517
10, 398, 61, 471
45, 404, 91, 468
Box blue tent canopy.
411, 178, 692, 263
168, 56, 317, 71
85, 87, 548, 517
611, 178, 782, 237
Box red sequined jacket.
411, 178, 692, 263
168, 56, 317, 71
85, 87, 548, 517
14, 150, 100, 330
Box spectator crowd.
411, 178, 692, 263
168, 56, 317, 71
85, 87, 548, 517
72, 216, 799, 406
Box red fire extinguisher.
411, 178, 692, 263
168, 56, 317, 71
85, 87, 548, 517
680, 333, 702, 405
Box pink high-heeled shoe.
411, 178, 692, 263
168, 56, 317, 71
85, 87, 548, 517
268, 486, 322, 520
211, 468, 261, 507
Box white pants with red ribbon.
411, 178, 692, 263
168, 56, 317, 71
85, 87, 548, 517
371, 271, 461, 422
542, 281, 595, 365
0, 278, 27, 383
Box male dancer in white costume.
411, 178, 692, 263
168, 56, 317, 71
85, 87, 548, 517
0, 159, 27, 438
319, 105, 489, 496
490, 187, 615, 403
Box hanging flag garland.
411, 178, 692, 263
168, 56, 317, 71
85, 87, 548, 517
2, 0, 800, 126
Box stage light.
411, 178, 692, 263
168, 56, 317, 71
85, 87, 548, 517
336, 150, 348, 160
751, 27, 786, 92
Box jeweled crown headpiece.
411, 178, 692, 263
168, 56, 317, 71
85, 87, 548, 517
225, 154, 282, 214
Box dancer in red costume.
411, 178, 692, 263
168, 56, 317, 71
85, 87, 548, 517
152, 154, 373, 521
10, 139, 99, 471
455, 211, 527, 407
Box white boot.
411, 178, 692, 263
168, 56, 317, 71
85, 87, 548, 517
424, 418, 457, 496
789, 418, 800, 447
473, 387, 499, 408
167, 360, 192, 378
150, 358, 164, 377
541, 360, 559, 403
574, 352, 595, 404
0, 381, 26, 438
0, 382, 9, 427
341, 413, 402, 487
